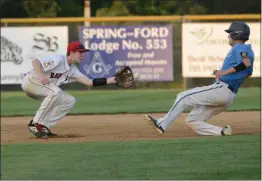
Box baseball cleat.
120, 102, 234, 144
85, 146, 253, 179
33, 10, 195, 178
35, 124, 50, 138
36, 123, 58, 138
221, 125, 232, 136
27, 120, 57, 138
27, 120, 45, 138
144, 114, 165, 135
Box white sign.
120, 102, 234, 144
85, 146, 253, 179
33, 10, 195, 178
1, 26, 68, 84
182, 23, 260, 77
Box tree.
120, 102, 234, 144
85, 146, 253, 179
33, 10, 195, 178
0, 0, 27, 18
56, 0, 83, 17
91, 0, 113, 16
23, 0, 57, 17
94, 0, 260, 17
0, 0, 260, 19
96, 1, 130, 17
193, 0, 261, 14
95, 0, 207, 17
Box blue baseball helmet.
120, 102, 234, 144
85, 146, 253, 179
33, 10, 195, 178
225, 21, 250, 41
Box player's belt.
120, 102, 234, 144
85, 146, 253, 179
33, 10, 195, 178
215, 81, 235, 93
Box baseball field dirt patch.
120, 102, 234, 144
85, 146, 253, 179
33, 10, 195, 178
1, 111, 260, 144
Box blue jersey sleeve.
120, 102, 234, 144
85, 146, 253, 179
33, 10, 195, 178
233, 44, 254, 76
231, 45, 243, 66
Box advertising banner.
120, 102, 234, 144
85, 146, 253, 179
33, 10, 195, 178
182, 23, 260, 77
1, 26, 68, 84
78, 24, 173, 81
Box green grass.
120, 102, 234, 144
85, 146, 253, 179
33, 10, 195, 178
1, 88, 260, 179
1, 135, 260, 180
1, 87, 260, 116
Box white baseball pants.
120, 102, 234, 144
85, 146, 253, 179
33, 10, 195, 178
157, 81, 235, 136
21, 74, 76, 128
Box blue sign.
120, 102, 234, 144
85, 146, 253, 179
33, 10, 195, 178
78, 24, 173, 81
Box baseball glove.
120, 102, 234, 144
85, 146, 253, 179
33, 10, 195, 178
115, 65, 134, 88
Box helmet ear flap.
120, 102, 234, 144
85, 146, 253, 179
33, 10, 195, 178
229, 32, 237, 40
230, 31, 249, 41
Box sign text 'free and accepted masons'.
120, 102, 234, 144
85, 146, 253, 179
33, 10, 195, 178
78, 25, 173, 81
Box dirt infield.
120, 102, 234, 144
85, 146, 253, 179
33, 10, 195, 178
1, 111, 260, 144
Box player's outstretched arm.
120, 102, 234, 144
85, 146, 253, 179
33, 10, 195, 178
74, 76, 116, 87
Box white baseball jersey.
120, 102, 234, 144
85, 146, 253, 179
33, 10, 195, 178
26, 54, 84, 86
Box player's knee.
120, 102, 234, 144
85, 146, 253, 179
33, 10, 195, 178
176, 92, 182, 99
185, 117, 198, 130
185, 116, 194, 125
67, 95, 76, 108
70, 96, 76, 107
49, 87, 62, 97
176, 91, 186, 102
45, 89, 62, 104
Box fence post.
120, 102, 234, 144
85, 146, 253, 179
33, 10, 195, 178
182, 17, 193, 90
84, 0, 90, 27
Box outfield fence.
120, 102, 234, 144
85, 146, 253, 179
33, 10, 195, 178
1, 14, 261, 90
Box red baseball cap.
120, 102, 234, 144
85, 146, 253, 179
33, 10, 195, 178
67, 41, 90, 53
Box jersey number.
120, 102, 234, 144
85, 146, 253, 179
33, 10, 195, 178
50, 72, 62, 79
